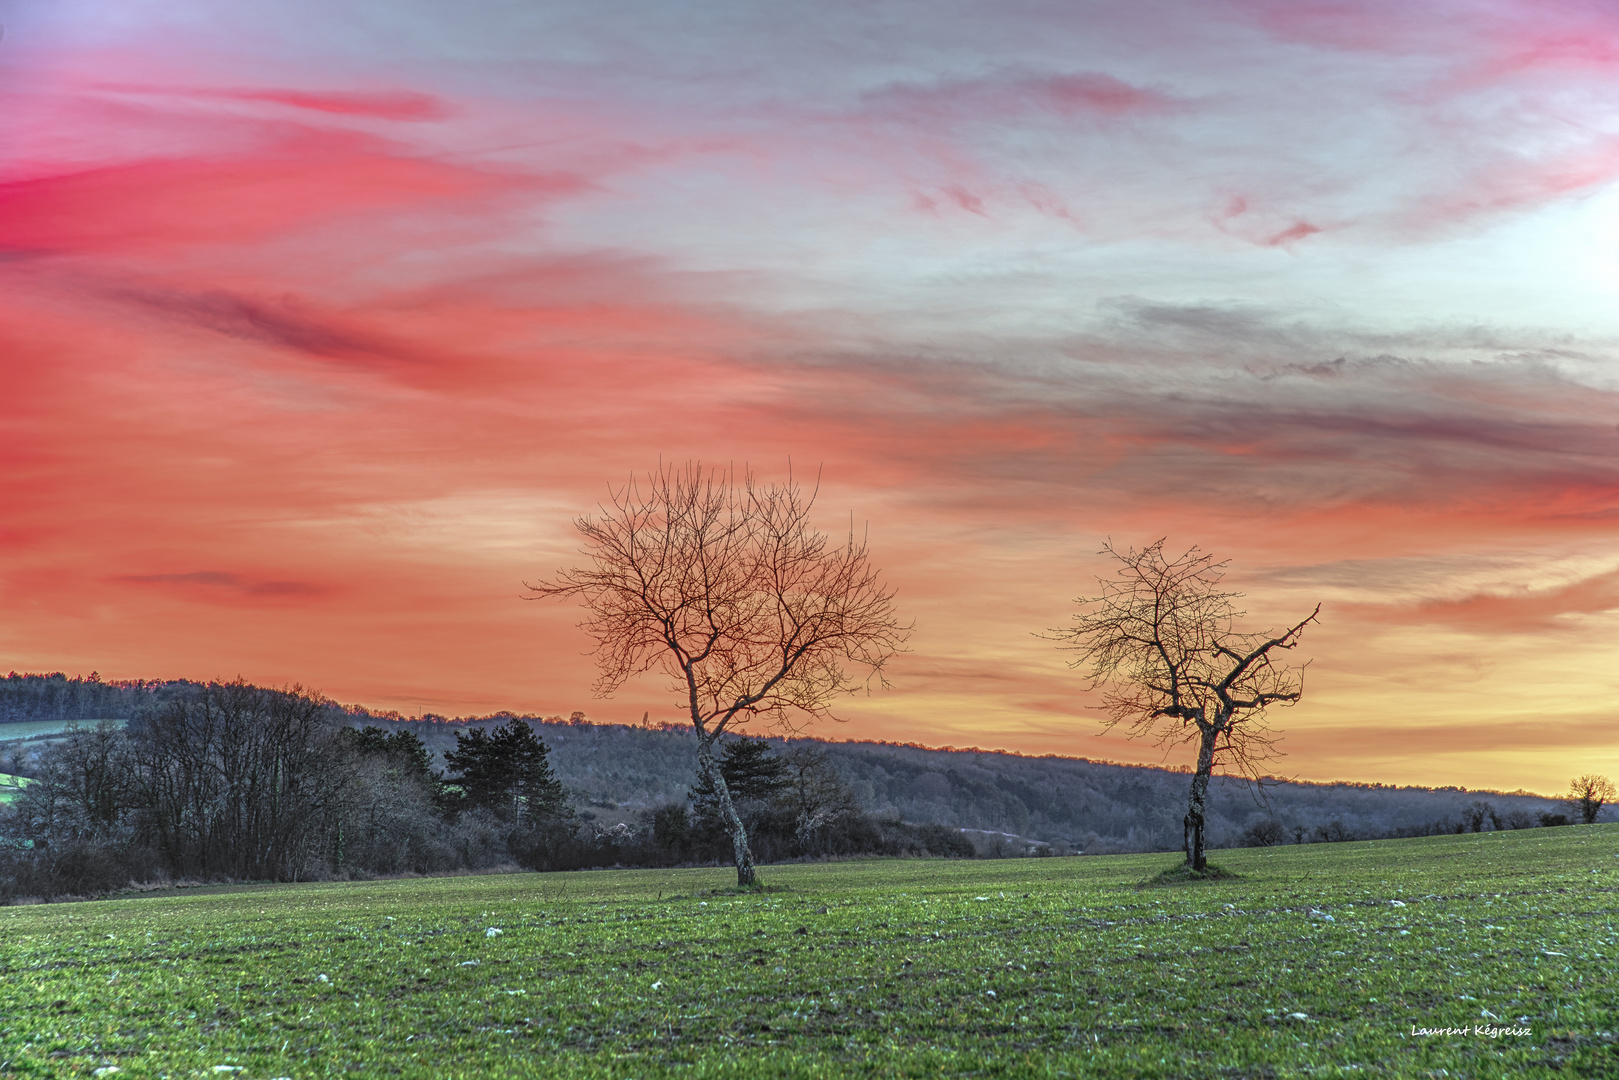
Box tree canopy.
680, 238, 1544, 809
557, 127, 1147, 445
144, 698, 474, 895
443, 718, 568, 825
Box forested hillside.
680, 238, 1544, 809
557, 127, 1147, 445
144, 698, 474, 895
348, 712, 1559, 853
0, 672, 199, 721
3, 672, 1561, 855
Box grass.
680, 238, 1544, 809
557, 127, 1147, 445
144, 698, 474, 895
0, 826, 1615, 1078
0, 720, 125, 744
0, 773, 32, 805
1140, 861, 1243, 887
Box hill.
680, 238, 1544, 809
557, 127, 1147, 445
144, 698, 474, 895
350, 712, 1558, 853
1, 670, 1562, 854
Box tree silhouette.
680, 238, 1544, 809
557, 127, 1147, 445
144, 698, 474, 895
689, 737, 791, 809
444, 719, 568, 825
530, 462, 909, 886
1566, 774, 1616, 825
1050, 539, 1320, 870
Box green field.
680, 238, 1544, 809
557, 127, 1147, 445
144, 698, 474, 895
0, 774, 30, 805
1, 827, 1614, 1078
0, 720, 126, 741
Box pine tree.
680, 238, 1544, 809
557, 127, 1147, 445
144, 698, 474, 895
686, 738, 786, 835
444, 719, 569, 824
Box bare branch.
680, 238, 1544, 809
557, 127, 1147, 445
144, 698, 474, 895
527, 461, 912, 887
1044, 538, 1321, 870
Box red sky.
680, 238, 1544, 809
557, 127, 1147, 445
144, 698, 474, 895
3, 0, 1618, 794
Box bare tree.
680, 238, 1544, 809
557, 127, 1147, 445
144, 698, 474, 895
529, 462, 910, 886
782, 743, 862, 852
1241, 817, 1287, 847
129, 681, 352, 881
1049, 539, 1320, 871
1566, 774, 1616, 825
1463, 800, 1495, 833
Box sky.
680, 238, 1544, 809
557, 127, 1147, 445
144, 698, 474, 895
2, 0, 1617, 795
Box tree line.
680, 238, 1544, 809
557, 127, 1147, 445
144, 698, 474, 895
2, 679, 1604, 902
329, 713, 1570, 854
0, 682, 971, 902
0, 672, 201, 723
5, 682, 1594, 900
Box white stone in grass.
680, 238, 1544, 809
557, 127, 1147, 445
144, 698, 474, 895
92, 1069, 120, 1076
1287, 1013, 1308, 1021
486, 927, 503, 937
212, 1068, 243, 1074
651, 981, 663, 990
461, 960, 479, 966
317, 974, 329, 983
1389, 900, 1406, 907
975, 896, 990, 901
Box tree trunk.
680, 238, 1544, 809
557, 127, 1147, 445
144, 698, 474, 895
697, 738, 757, 887
1184, 724, 1220, 871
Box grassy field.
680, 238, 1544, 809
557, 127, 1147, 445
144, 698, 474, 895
0, 721, 125, 744
0, 774, 32, 804
0, 826, 1614, 1079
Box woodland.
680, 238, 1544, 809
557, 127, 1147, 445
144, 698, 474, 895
0, 671, 1573, 902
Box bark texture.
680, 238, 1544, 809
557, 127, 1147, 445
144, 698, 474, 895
698, 738, 756, 887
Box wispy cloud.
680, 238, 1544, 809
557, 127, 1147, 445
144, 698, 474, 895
114, 572, 330, 602
97, 84, 455, 121
859, 69, 1179, 124
5, 0, 1619, 790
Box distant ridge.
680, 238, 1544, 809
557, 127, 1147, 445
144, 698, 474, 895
2, 671, 1562, 854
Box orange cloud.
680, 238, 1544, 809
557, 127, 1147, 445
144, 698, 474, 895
5, 5, 1619, 797
1382, 568, 1619, 632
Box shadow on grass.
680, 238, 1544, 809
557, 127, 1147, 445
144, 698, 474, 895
696, 883, 795, 897
1139, 862, 1243, 888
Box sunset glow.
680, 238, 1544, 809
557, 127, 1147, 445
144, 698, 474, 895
4, 0, 1618, 794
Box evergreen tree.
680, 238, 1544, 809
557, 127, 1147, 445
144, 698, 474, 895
444, 719, 569, 824
689, 737, 790, 810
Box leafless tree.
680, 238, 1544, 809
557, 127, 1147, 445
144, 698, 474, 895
129, 681, 353, 881
1241, 817, 1287, 847
529, 462, 910, 886
1566, 774, 1616, 825
782, 743, 862, 851
1463, 800, 1495, 833
1049, 539, 1320, 871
